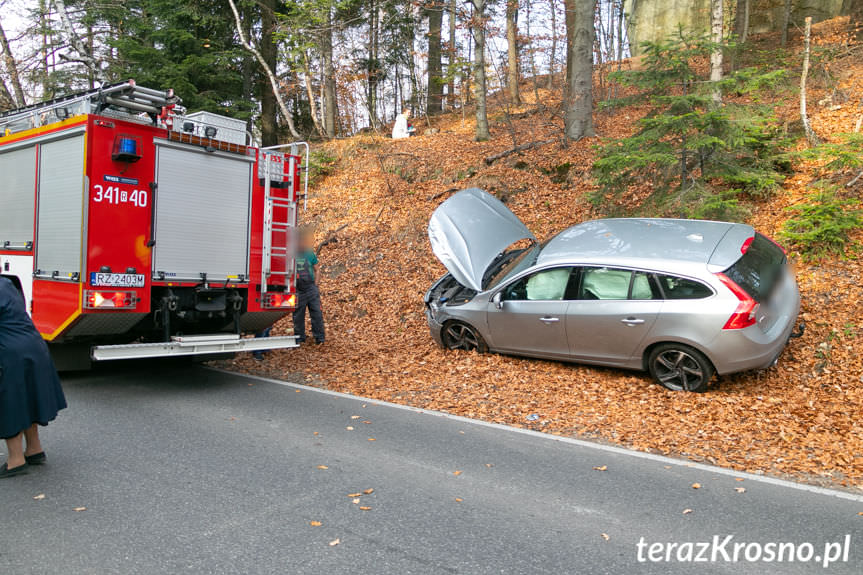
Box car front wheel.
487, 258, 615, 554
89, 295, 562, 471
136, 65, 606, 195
442, 321, 487, 353
648, 344, 714, 392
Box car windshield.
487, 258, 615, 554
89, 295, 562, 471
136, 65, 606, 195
483, 242, 542, 291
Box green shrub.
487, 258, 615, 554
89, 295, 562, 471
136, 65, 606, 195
780, 186, 862, 259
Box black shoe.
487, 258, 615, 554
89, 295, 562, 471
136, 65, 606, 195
0, 462, 28, 478
296, 338, 307, 344
315, 339, 325, 345
25, 452, 46, 465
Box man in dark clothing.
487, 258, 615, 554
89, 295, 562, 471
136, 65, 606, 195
293, 230, 325, 344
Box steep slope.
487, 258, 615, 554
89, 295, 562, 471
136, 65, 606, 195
228, 20, 863, 488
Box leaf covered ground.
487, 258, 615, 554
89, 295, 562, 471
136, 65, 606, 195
226, 19, 863, 490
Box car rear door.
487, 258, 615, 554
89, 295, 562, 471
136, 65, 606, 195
566, 267, 661, 365
486, 267, 575, 358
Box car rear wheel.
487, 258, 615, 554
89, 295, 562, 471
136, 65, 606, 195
648, 344, 713, 392
442, 321, 487, 353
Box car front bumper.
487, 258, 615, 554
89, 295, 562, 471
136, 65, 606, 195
425, 307, 446, 347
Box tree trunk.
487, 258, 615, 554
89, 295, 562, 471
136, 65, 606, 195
427, 2, 443, 114
563, 0, 596, 140
710, 0, 724, 106
781, 0, 791, 46
227, 0, 301, 141
548, 0, 557, 88
368, 0, 379, 130
0, 75, 14, 111
303, 52, 325, 137
506, 0, 520, 105
472, 0, 490, 141
448, 0, 456, 109
322, 7, 339, 137
800, 17, 819, 146
734, 0, 749, 43
260, 0, 278, 146
0, 15, 27, 106
844, 0, 863, 35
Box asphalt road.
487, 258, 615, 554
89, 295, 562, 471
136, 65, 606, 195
1, 363, 860, 575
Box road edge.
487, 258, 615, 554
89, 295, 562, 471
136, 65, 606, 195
208, 367, 863, 503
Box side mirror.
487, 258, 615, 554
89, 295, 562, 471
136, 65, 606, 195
492, 292, 503, 309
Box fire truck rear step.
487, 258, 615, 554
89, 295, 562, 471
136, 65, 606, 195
91, 333, 298, 361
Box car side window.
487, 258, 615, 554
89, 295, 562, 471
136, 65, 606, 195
579, 267, 632, 300
504, 267, 575, 301
654, 274, 713, 299
630, 271, 662, 300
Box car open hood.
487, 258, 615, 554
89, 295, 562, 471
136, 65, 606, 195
428, 188, 535, 291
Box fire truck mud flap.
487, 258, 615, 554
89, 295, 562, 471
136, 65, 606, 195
90, 334, 298, 361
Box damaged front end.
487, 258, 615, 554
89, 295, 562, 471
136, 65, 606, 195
424, 274, 477, 347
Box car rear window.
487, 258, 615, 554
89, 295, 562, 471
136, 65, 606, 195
723, 233, 786, 303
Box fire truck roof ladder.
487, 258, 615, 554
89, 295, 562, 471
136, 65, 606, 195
0, 80, 179, 134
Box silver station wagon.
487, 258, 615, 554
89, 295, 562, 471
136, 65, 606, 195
424, 188, 803, 392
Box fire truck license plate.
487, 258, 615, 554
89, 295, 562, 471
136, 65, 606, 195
90, 273, 146, 288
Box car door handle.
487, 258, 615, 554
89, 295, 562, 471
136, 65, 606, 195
539, 317, 560, 323
621, 317, 645, 326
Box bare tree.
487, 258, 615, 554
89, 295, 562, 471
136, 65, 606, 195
227, 0, 301, 140
710, 0, 724, 106
471, 0, 490, 140
734, 0, 750, 43
302, 51, 326, 137
800, 16, 819, 146
427, 0, 444, 114
505, 0, 520, 105
52, 0, 100, 80
563, 0, 596, 140
781, 0, 791, 46
321, 6, 339, 137
548, 0, 557, 88
0, 13, 26, 106
447, 0, 457, 109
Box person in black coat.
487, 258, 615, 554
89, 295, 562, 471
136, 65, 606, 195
0, 277, 67, 478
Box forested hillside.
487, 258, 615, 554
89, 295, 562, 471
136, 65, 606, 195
230, 16, 863, 488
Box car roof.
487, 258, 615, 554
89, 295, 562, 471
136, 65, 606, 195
537, 218, 750, 270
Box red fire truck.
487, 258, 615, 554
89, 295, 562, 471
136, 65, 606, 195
0, 81, 304, 368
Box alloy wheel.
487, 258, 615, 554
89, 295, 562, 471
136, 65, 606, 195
652, 349, 705, 392
443, 323, 481, 351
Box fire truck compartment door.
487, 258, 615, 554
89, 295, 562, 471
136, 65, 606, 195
0, 145, 37, 249
153, 141, 253, 282
35, 133, 86, 280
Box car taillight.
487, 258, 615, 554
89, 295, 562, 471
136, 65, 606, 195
84, 290, 137, 309
715, 273, 758, 329
263, 292, 296, 309
740, 236, 754, 254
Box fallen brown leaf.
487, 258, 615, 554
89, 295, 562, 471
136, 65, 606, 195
73, 507, 87, 512
359, 506, 372, 511
593, 465, 607, 471
329, 539, 341, 546
455, 498, 463, 502
348, 493, 362, 498
310, 520, 322, 526
691, 483, 701, 489
452, 470, 462, 476
601, 533, 610, 541
363, 488, 374, 494
33, 494, 46, 500
735, 487, 746, 493
682, 509, 693, 515
317, 465, 329, 470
